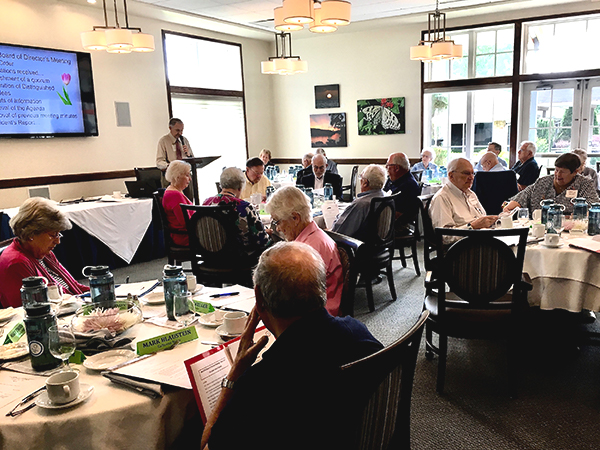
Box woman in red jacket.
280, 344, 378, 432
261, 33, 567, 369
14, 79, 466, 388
0, 197, 88, 308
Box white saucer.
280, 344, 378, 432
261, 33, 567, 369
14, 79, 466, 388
198, 312, 223, 328
190, 285, 204, 295
540, 242, 563, 248
143, 291, 165, 305
0, 342, 29, 361
83, 349, 137, 371
216, 325, 241, 340
36, 384, 94, 409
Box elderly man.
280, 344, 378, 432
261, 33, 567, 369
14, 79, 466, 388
240, 157, 273, 201
201, 242, 383, 450
332, 165, 386, 240
266, 186, 343, 316
315, 148, 339, 174
156, 118, 194, 198
411, 148, 439, 178
384, 152, 422, 235
478, 151, 506, 172
430, 158, 498, 229
511, 141, 540, 191
475, 142, 507, 171
298, 153, 343, 199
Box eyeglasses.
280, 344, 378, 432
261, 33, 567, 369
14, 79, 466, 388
385, 164, 399, 169
248, 167, 264, 176
271, 218, 281, 228
48, 232, 63, 240
451, 171, 475, 177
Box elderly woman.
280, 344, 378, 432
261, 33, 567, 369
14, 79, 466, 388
162, 160, 193, 246
0, 198, 89, 308
266, 186, 343, 316
411, 148, 439, 178
259, 148, 274, 167
572, 148, 599, 190
503, 153, 600, 216
203, 167, 270, 263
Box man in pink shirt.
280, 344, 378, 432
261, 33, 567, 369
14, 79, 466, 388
266, 186, 343, 316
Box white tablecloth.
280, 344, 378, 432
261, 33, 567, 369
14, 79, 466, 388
523, 235, 600, 312
3, 198, 153, 264
0, 286, 257, 449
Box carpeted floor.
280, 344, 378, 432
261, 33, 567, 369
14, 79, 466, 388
103, 245, 600, 449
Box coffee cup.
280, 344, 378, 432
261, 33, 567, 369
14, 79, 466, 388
113, 191, 122, 199
532, 209, 542, 222
47, 284, 63, 301
223, 311, 248, 335
46, 371, 80, 404
532, 223, 545, 238
250, 193, 261, 206
186, 275, 197, 292
500, 216, 513, 229
214, 309, 226, 322
544, 233, 560, 246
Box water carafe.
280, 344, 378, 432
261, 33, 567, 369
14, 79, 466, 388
571, 197, 588, 221
588, 203, 600, 235
20, 276, 49, 309
163, 265, 187, 321
540, 200, 555, 225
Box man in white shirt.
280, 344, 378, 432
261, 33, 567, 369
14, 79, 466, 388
479, 152, 506, 172
429, 158, 498, 229
156, 118, 194, 198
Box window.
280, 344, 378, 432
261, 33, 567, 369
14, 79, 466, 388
524, 16, 600, 74
426, 26, 514, 82
163, 32, 247, 200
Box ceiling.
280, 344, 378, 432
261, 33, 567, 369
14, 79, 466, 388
129, 0, 545, 32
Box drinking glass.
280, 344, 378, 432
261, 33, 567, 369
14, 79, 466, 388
517, 208, 529, 225
552, 214, 565, 235
174, 293, 196, 327
48, 325, 76, 371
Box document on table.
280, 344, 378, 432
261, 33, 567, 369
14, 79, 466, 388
185, 327, 273, 423
192, 284, 256, 310
0, 373, 45, 411
115, 280, 160, 298
568, 237, 600, 253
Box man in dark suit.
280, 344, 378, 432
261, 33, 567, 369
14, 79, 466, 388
384, 152, 422, 235
296, 152, 314, 186
511, 141, 539, 191
298, 154, 343, 199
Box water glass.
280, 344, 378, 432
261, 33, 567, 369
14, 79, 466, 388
174, 293, 196, 327
48, 325, 76, 371
517, 208, 529, 225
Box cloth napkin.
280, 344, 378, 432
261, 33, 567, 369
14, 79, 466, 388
74, 330, 134, 355
102, 372, 164, 398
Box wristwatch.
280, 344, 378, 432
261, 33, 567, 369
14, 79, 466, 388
221, 377, 235, 390
467, 222, 473, 229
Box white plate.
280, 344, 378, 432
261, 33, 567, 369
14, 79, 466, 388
143, 291, 165, 305
83, 349, 137, 371
36, 384, 94, 410
0, 342, 29, 360
539, 242, 563, 248
216, 325, 241, 340
198, 312, 223, 328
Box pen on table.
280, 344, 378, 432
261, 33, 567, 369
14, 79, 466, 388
210, 292, 239, 298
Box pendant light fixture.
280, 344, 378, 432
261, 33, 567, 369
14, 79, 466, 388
261, 32, 308, 75
81, 0, 155, 53
276, 0, 351, 33
410, 0, 462, 63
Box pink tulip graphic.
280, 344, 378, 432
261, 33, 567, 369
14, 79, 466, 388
61, 73, 71, 85
58, 74, 72, 105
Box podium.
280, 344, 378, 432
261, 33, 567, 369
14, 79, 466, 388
183, 156, 221, 205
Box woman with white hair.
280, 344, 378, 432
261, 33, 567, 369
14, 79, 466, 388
162, 160, 193, 246
0, 197, 89, 308
411, 148, 439, 177
266, 186, 343, 316
572, 148, 599, 190
203, 167, 270, 263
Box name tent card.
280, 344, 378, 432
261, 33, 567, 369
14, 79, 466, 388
136, 326, 198, 356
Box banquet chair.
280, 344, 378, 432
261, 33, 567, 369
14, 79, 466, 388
471, 171, 519, 215
181, 204, 255, 288
392, 186, 423, 276
342, 165, 359, 202
355, 195, 397, 312
152, 189, 193, 268
411, 170, 423, 182
423, 227, 531, 397
341, 311, 428, 450
418, 194, 437, 273
325, 230, 364, 317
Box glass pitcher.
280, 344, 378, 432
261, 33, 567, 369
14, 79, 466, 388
571, 197, 588, 221
540, 199, 555, 225
588, 203, 600, 235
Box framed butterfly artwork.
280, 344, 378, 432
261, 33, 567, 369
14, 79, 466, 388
357, 97, 405, 135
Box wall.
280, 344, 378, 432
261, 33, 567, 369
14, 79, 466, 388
0, 0, 275, 208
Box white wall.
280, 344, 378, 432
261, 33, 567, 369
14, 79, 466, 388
0, 0, 275, 208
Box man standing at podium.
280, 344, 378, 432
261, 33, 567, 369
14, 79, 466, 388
156, 118, 194, 200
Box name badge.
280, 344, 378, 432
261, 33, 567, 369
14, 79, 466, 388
565, 189, 578, 199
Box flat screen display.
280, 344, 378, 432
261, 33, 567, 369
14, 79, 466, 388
0, 42, 98, 138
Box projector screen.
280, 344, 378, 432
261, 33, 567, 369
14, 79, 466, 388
0, 42, 98, 138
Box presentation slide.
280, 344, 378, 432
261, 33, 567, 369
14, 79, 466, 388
0, 44, 85, 135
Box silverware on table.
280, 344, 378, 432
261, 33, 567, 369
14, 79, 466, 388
6, 385, 46, 417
